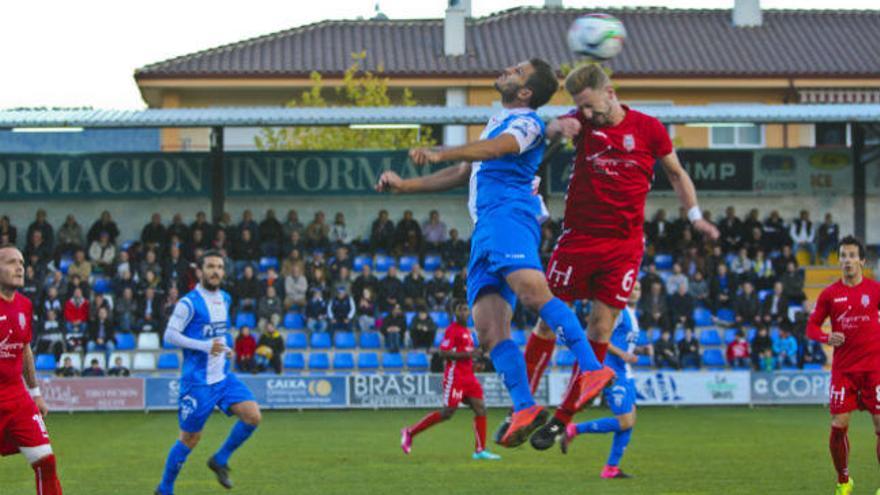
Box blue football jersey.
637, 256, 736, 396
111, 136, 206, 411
606, 306, 640, 380
167, 285, 234, 385
467, 108, 547, 224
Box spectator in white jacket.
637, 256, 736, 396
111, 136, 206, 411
789, 210, 816, 265
284, 263, 308, 310
88, 231, 117, 274
665, 262, 689, 296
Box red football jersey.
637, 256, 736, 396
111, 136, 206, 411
807, 278, 880, 373
0, 292, 33, 403
561, 105, 673, 239
440, 322, 476, 379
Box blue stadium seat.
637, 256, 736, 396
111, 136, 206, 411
334, 332, 356, 349
398, 256, 417, 273
699, 329, 722, 346
511, 329, 528, 346
555, 350, 576, 368
758, 289, 771, 302
115, 332, 136, 351
353, 255, 373, 272
258, 256, 279, 272
405, 311, 416, 326
770, 326, 781, 341
636, 354, 652, 367
431, 311, 450, 328
467, 315, 474, 327
359, 331, 382, 349
286, 332, 308, 350
333, 352, 355, 370
716, 308, 736, 323
423, 254, 442, 271
162, 337, 177, 350
674, 328, 685, 342
58, 257, 73, 275
650, 328, 662, 342
433, 330, 445, 347
724, 328, 738, 345
282, 312, 305, 330
35, 354, 55, 371
119, 240, 135, 252
406, 352, 430, 371
308, 352, 330, 370
382, 353, 404, 370
654, 254, 674, 270
235, 312, 256, 329
702, 349, 726, 367
358, 352, 379, 370
374, 254, 395, 272
157, 353, 180, 370
284, 352, 305, 370
92, 276, 111, 294
804, 363, 824, 371
471, 331, 480, 347
693, 308, 713, 327
637, 331, 650, 346
310, 332, 331, 349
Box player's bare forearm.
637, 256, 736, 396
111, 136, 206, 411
410, 162, 471, 192
660, 152, 698, 210
607, 344, 627, 359
438, 350, 473, 361
22, 346, 38, 389
432, 134, 520, 163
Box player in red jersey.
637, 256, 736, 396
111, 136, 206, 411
519, 64, 720, 449
806, 236, 880, 495
400, 300, 501, 460
0, 244, 63, 494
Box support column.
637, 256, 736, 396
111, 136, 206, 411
444, 87, 467, 146
210, 126, 225, 223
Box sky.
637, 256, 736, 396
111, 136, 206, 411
1, 0, 875, 110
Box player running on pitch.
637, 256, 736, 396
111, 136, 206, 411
560, 282, 650, 479
806, 236, 880, 495
0, 244, 63, 494
156, 250, 261, 495
522, 64, 719, 449
401, 300, 501, 460
378, 59, 614, 448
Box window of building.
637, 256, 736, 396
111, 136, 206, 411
815, 123, 849, 147
709, 124, 764, 148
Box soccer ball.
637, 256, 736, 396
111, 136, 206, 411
567, 14, 627, 60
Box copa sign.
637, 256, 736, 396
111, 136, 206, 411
751, 372, 830, 404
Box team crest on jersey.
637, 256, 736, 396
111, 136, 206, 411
623, 134, 635, 151
862, 294, 870, 308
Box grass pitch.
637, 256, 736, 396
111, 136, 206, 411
1, 406, 876, 494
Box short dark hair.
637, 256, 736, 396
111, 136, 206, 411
525, 58, 559, 109
0, 243, 17, 251
199, 249, 225, 268
839, 235, 866, 260
450, 299, 468, 313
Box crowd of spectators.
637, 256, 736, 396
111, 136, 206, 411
3, 203, 857, 375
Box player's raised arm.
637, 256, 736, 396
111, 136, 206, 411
376, 161, 472, 194
21, 346, 47, 416
410, 133, 522, 166
658, 152, 720, 240
163, 299, 225, 355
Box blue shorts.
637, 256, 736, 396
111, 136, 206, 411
467, 209, 542, 309
604, 378, 637, 416
178, 374, 255, 433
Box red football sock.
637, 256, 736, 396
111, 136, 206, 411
473, 415, 487, 453
32, 454, 62, 495
553, 363, 581, 425
524, 332, 556, 395
830, 426, 849, 484
409, 411, 444, 436
589, 339, 609, 364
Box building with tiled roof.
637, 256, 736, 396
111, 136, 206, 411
135, 1, 880, 150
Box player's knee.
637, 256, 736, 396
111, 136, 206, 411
830, 415, 849, 429
617, 415, 635, 430
243, 409, 262, 426
179, 431, 201, 448
440, 408, 456, 420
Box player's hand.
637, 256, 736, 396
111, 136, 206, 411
828, 332, 846, 347
375, 170, 406, 193
409, 147, 441, 165
210, 339, 227, 356
693, 219, 720, 240
622, 352, 639, 364
34, 396, 48, 417
547, 117, 581, 140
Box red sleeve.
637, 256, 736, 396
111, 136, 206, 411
439, 326, 457, 352
647, 117, 673, 159
807, 288, 830, 343
560, 109, 580, 121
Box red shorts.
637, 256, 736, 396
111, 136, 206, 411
829, 370, 880, 415
443, 375, 484, 409
0, 397, 50, 456
545, 231, 643, 309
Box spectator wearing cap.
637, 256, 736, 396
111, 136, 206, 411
328, 286, 355, 335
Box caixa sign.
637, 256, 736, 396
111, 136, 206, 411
751, 372, 831, 404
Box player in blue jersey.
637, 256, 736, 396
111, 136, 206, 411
377, 59, 614, 448
560, 282, 649, 479
155, 250, 261, 495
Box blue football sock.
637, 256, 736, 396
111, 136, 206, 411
489, 339, 535, 412
213, 420, 257, 467
576, 416, 622, 435
158, 440, 191, 494
607, 428, 633, 467
539, 298, 602, 371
